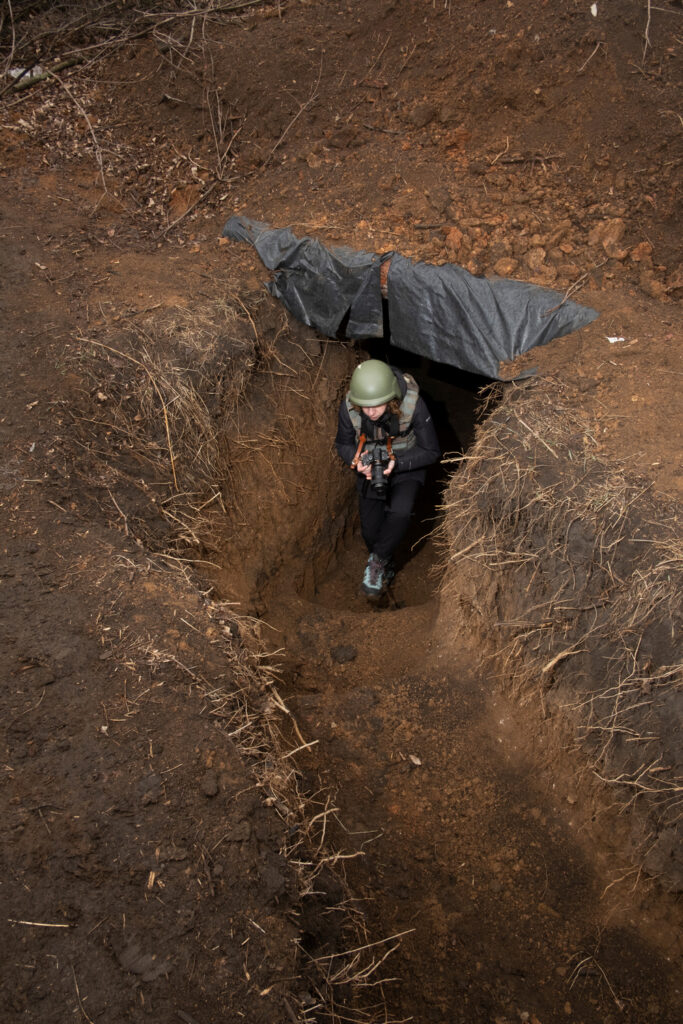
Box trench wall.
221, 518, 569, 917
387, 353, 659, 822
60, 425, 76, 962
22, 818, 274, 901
209, 319, 358, 613
437, 377, 682, 892
74, 293, 358, 615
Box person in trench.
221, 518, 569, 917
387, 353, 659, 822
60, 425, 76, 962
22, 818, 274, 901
335, 359, 440, 597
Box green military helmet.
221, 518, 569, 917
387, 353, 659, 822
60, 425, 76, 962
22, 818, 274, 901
348, 360, 400, 407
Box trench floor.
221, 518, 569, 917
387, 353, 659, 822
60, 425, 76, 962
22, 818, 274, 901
265, 535, 682, 1024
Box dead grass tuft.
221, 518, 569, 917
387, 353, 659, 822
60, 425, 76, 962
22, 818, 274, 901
73, 295, 271, 552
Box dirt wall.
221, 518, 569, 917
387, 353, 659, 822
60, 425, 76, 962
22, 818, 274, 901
438, 377, 682, 892
69, 291, 358, 613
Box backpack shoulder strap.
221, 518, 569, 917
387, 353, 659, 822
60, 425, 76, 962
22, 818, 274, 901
345, 393, 362, 439
398, 374, 419, 434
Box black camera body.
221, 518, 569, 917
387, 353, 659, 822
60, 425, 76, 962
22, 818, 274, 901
361, 444, 391, 498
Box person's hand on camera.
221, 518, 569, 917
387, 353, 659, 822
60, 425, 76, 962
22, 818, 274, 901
356, 461, 372, 480
383, 458, 395, 477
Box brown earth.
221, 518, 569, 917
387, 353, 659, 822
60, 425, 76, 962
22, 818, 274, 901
1, 2, 681, 1023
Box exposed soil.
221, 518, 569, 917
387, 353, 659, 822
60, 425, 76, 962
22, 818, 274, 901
1, 2, 681, 1023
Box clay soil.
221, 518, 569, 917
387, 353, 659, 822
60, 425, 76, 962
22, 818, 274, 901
1, 2, 682, 1023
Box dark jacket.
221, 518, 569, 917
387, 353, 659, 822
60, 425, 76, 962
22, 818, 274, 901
335, 366, 440, 489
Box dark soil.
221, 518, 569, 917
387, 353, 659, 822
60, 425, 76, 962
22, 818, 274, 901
1, 2, 681, 1022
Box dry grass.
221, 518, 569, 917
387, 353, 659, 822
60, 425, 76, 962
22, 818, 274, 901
73, 292, 341, 568
74, 296, 265, 552
1, 1, 286, 79
119, 594, 405, 1023
439, 375, 682, 883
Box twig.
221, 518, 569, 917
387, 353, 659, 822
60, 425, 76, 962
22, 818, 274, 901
448, 533, 486, 563
108, 489, 130, 536
261, 55, 322, 169
516, 416, 559, 459
72, 967, 95, 1024
489, 135, 510, 166
281, 738, 319, 759
160, 177, 221, 237
577, 41, 603, 73
9, 918, 71, 928
643, 0, 652, 62
362, 122, 400, 135
1, 0, 16, 85
140, 1, 275, 22
361, 31, 391, 85
202, 41, 243, 180
232, 293, 259, 343
397, 41, 417, 76
310, 928, 415, 961
60, 27, 155, 65
1, 56, 84, 97
498, 151, 563, 165
601, 865, 641, 898
542, 260, 607, 315
541, 645, 587, 675
568, 953, 626, 1012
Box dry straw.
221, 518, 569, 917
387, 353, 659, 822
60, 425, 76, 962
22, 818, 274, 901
75, 297, 260, 551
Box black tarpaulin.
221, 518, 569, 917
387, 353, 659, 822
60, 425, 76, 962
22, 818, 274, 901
222, 215, 598, 378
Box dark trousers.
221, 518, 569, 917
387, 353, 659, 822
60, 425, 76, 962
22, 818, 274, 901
358, 478, 422, 562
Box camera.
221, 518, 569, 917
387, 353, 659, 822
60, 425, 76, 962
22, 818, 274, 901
361, 444, 391, 498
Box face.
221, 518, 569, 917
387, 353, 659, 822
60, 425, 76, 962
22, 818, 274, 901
362, 404, 387, 421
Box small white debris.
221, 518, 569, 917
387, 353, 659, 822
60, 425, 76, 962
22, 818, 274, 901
590, 3, 598, 16
408, 754, 422, 767
607, 336, 626, 344
8, 66, 44, 81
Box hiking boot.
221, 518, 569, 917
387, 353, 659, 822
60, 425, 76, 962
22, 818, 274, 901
361, 553, 385, 597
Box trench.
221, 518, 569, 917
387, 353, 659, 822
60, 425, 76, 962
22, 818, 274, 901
74, 280, 681, 1020
214, 345, 681, 1022
67, 286, 681, 1021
